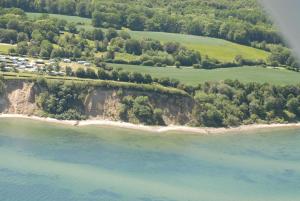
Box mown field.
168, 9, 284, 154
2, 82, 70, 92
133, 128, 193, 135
26, 12, 270, 62
0, 43, 15, 54
111, 64, 300, 86
129, 31, 270, 62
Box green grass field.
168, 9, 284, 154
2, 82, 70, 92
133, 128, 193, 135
26, 12, 270, 62
129, 31, 270, 62
0, 43, 15, 54
27, 12, 91, 25
112, 64, 300, 86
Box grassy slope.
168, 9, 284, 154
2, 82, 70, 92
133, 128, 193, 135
27, 12, 91, 24
1, 72, 188, 96
112, 64, 300, 86
26, 12, 270, 62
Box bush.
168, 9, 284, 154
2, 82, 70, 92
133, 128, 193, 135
142, 60, 155, 66
0, 79, 5, 95
153, 108, 165, 125
193, 64, 201, 69
55, 109, 86, 120
129, 60, 142, 65
113, 59, 128, 64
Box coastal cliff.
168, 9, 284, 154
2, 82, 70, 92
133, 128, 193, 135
0, 79, 194, 126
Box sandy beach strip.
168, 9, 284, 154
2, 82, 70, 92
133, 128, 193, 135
1, 113, 300, 134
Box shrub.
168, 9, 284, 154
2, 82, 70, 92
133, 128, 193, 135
129, 59, 142, 65
142, 60, 155, 66
193, 64, 201, 69
0, 79, 5, 95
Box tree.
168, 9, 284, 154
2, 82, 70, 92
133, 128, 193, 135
105, 28, 118, 41
186, 20, 204, 35
7, 19, 20, 31
67, 22, 77, 34
164, 42, 180, 54
16, 41, 28, 55
97, 68, 110, 80
118, 71, 130, 82
125, 39, 142, 55
65, 66, 73, 76
129, 72, 144, 83
76, 1, 89, 17
76, 67, 86, 78
58, 0, 76, 15
92, 28, 104, 41
119, 30, 131, 40
86, 68, 97, 79
39, 40, 53, 58
287, 98, 300, 115
175, 49, 201, 66
127, 14, 145, 31
133, 96, 154, 125
92, 11, 103, 27
0, 79, 5, 95
17, 32, 28, 42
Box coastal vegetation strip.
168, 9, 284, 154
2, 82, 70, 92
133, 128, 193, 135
2, 76, 300, 128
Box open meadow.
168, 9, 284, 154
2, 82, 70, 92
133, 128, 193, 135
0, 43, 15, 54
112, 63, 300, 86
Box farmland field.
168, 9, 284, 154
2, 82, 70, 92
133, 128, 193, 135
26, 12, 270, 62
112, 63, 300, 86
129, 31, 270, 62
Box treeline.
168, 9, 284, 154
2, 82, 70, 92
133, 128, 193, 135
82, 28, 202, 67
193, 80, 300, 127
72, 64, 194, 93
0, 0, 283, 46
267, 46, 299, 70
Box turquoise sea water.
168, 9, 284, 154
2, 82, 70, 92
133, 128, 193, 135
0, 118, 300, 201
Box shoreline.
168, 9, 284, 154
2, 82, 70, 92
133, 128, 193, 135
1, 114, 300, 134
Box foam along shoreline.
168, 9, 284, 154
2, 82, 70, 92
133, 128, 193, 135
1, 114, 300, 135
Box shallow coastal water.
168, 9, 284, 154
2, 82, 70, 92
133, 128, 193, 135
0, 118, 300, 201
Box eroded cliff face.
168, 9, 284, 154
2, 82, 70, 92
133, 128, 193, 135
0, 80, 194, 125
0, 80, 38, 115
84, 88, 194, 125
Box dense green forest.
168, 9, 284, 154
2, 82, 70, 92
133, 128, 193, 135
192, 80, 300, 127
0, 7, 298, 69
0, 0, 282, 46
